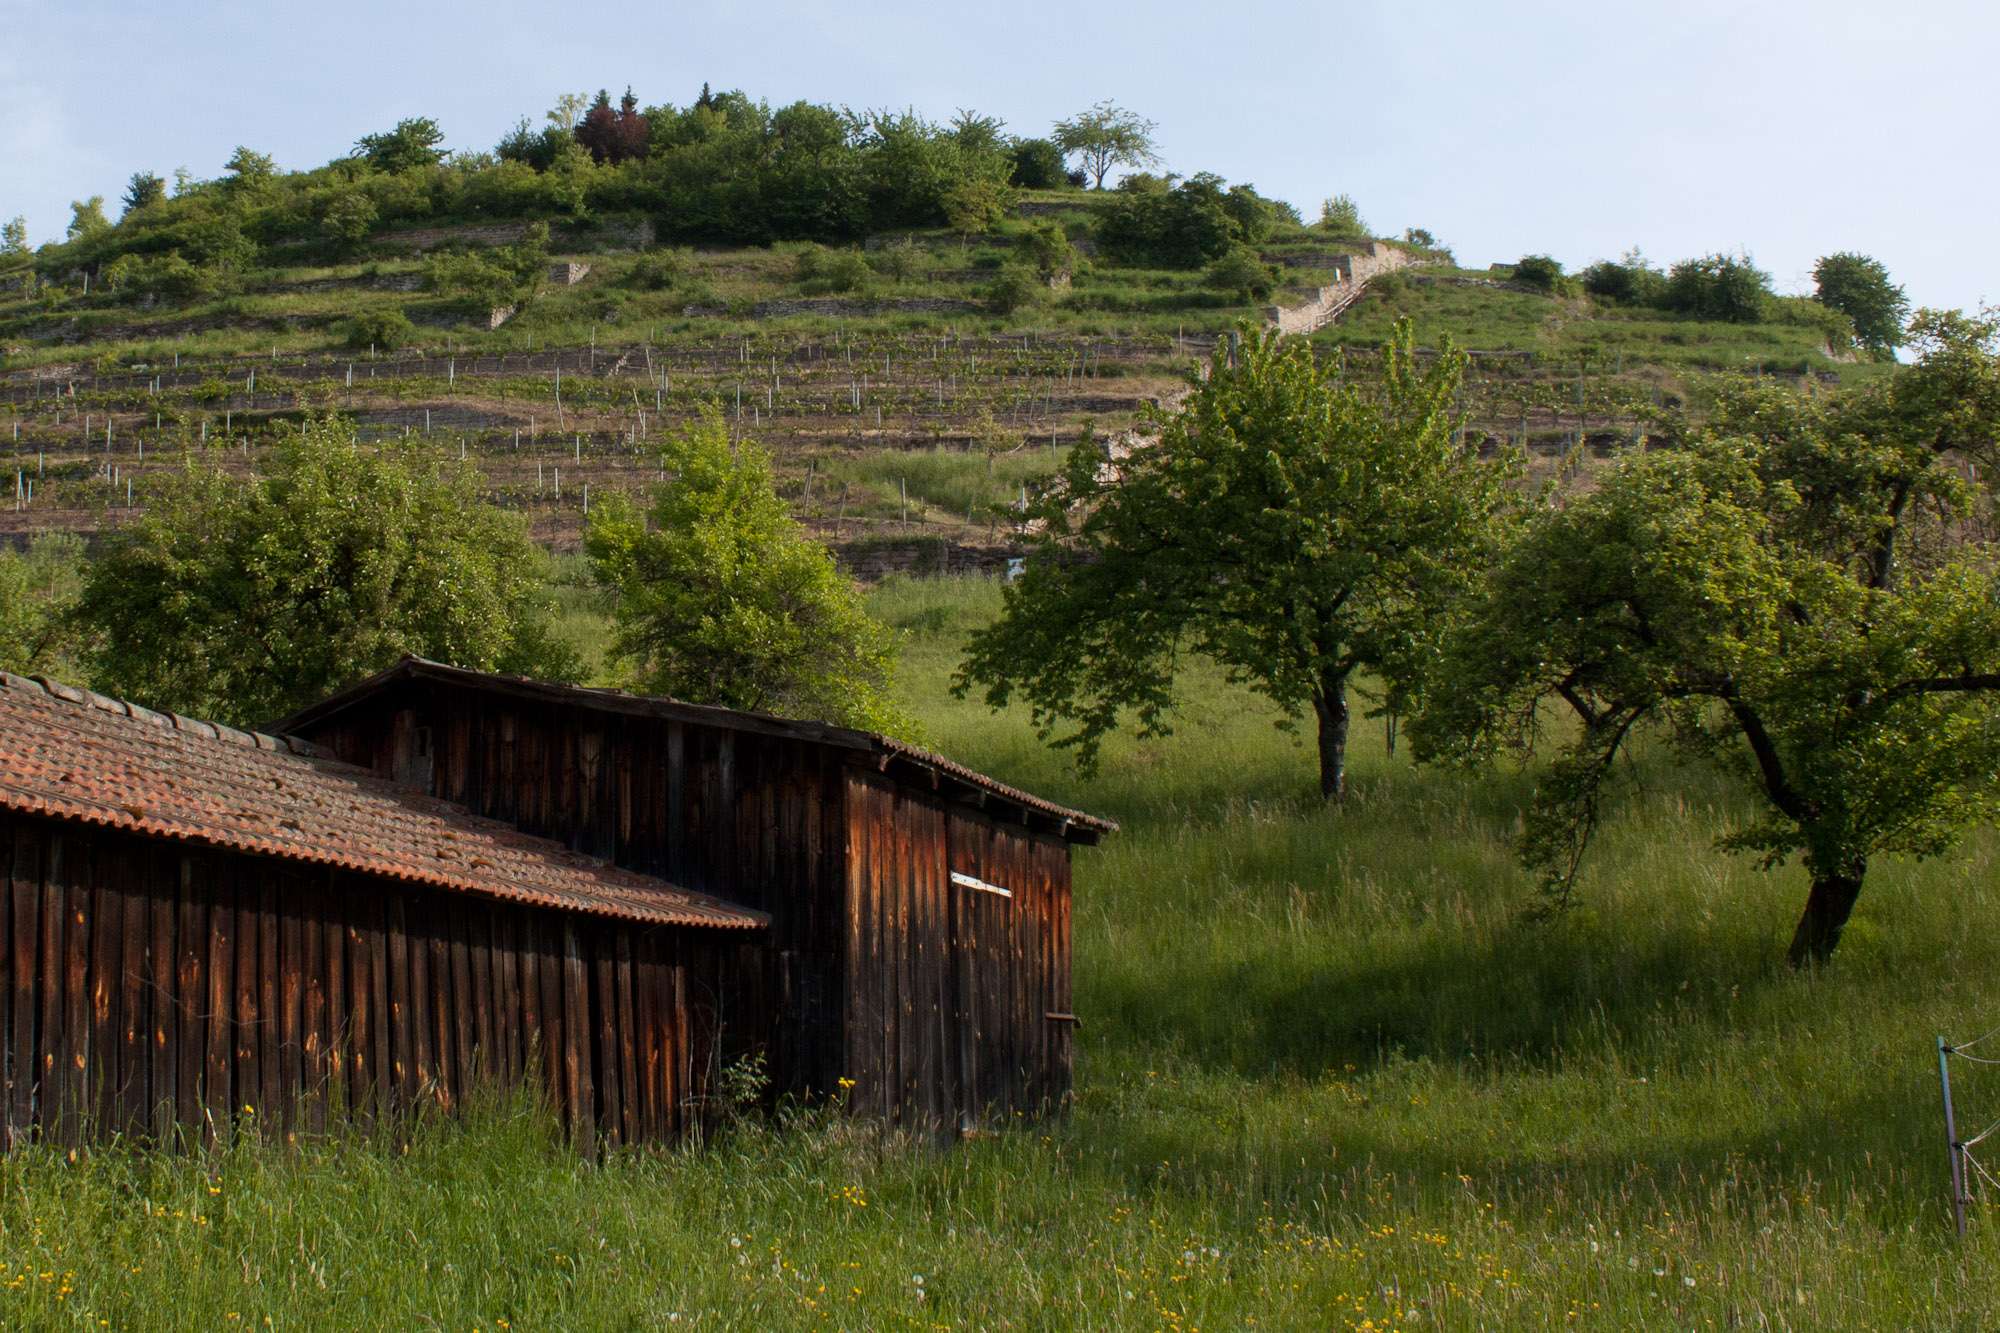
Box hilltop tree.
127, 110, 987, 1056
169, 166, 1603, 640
223, 147, 277, 191
1052, 101, 1160, 188
3, 216, 30, 255
76, 417, 577, 727
1815, 252, 1910, 356
1662, 252, 1772, 322
120, 172, 165, 215
1413, 311, 2000, 965
66, 197, 109, 241
956, 320, 1518, 800
575, 88, 650, 164
356, 117, 448, 174
584, 413, 908, 734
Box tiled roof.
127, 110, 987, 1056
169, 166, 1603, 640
272, 658, 1118, 840
0, 672, 766, 932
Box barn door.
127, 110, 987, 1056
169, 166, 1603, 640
947, 814, 1023, 1134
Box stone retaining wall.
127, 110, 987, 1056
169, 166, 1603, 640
1260, 242, 1417, 335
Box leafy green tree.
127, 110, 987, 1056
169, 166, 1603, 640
1096, 173, 1281, 269
1662, 252, 1771, 322
121, 172, 165, 215
1413, 311, 2000, 965
421, 222, 550, 311
1, 216, 26, 256
956, 320, 1518, 800
584, 413, 909, 734
0, 534, 87, 674
1319, 195, 1367, 237
1511, 254, 1571, 294
1581, 249, 1664, 306
1052, 101, 1160, 188
1013, 220, 1078, 281
223, 147, 277, 192
1204, 245, 1279, 300
356, 117, 448, 174
75, 417, 577, 727
66, 197, 109, 241
320, 190, 379, 252
1009, 138, 1069, 189
1814, 252, 1910, 356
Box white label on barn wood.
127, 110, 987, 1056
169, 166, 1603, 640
950, 870, 1012, 898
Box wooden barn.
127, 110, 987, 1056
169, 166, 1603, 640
273, 657, 1115, 1136
0, 669, 766, 1152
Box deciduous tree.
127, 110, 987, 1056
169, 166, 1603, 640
76, 417, 577, 726
1413, 311, 2000, 965
1814, 252, 1910, 357
355, 117, 448, 174
584, 413, 909, 734
956, 320, 1518, 800
1052, 101, 1159, 188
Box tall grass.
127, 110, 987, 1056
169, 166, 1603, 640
6, 573, 2000, 1329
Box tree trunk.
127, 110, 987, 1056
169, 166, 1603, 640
1786, 873, 1864, 968
1312, 674, 1350, 802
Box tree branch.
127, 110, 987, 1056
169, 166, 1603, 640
1726, 700, 1812, 823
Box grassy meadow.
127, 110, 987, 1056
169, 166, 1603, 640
4, 573, 2000, 1330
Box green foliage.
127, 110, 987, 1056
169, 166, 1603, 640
1415, 311, 2000, 963
1052, 101, 1160, 188
421, 222, 549, 311
1580, 249, 1664, 306
120, 172, 165, 216
356, 118, 447, 174
1, 216, 25, 256
223, 147, 277, 192
0, 533, 87, 674
942, 177, 1016, 235
622, 248, 687, 291
1510, 254, 1572, 295
1095, 172, 1284, 270
956, 319, 1519, 799
583, 412, 909, 733
1815, 251, 1910, 355
74, 416, 578, 727
984, 264, 1045, 316
1318, 195, 1367, 237
1012, 220, 1077, 280
99, 249, 220, 304
319, 190, 378, 252
1204, 245, 1280, 300
1661, 252, 1772, 323
792, 244, 871, 295
344, 307, 415, 350
1008, 138, 1070, 189
67, 196, 109, 241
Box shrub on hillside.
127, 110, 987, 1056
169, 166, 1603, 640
1009, 139, 1070, 190
1580, 251, 1664, 306
345, 307, 415, 349
1096, 173, 1286, 270
1205, 245, 1279, 301
1661, 253, 1772, 323
1512, 254, 1573, 295
623, 249, 687, 291
985, 264, 1045, 315
1813, 252, 1909, 355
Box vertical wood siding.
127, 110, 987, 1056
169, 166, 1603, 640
0, 811, 718, 1151
300, 688, 847, 1101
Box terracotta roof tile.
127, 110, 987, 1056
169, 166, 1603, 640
0, 672, 766, 932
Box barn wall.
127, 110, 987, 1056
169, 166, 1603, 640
296, 684, 847, 1100
843, 773, 1074, 1134
0, 810, 722, 1152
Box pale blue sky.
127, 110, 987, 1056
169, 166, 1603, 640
2, 0, 1992, 315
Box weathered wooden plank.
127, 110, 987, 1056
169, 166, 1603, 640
594, 932, 623, 1150
322, 881, 347, 1122
536, 911, 568, 1115
343, 888, 375, 1120
411, 898, 442, 1107
384, 893, 414, 1107
230, 868, 260, 1137
59, 839, 91, 1148
301, 875, 329, 1135
278, 872, 304, 1128
562, 919, 595, 1157
148, 857, 176, 1144
174, 857, 204, 1143
8, 823, 37, 1144
468, 904, 496, 1086
115, 853, 149, 1138
666, 722, 685, 885
493, 907, 521, 1087
446, 896, 475, 1097
204, 863, 235, 1145
85, 851, 119, 1139
255, 878, 279, 1137
614, 929, 638, 1145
